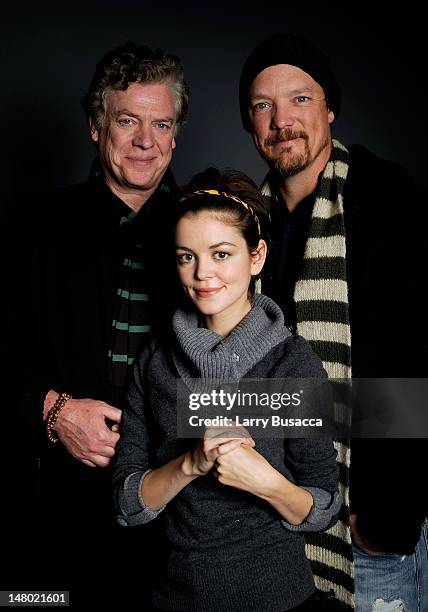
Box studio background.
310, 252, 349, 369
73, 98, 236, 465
0, 0, 426, 598
1, 0, 426, 217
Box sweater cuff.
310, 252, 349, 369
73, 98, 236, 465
281, 487, 342, 532
116, 469, 166, 527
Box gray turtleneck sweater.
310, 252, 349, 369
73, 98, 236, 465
113, 294, 341, 612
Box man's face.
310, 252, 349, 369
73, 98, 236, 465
90, 81, 177, 203
248, 64, 334, 177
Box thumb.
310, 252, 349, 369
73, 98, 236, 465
217, 439, 243, 455
103, 404, 122, 423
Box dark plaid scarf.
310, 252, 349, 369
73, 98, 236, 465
260, 139, 354, 609
108, 173, 175, 388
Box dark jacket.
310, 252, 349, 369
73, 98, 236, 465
263, 144, 428, 554
345, 146, 428, 554
10, 168, 178, 525
2, 166, 179, 608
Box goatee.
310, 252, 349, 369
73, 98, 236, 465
265, 128, 310, 177
273, 153, 309, 178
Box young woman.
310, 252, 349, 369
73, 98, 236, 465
113, 168, 341, 611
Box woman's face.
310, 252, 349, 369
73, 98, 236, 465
175, 211, 266, 322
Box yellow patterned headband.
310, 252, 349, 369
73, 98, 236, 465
179, 189, 261, 235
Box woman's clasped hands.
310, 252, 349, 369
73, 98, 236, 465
189, 425, 255, 476
189, 426, 277, 498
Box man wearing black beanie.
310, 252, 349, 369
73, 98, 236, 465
239, 32, 428, 612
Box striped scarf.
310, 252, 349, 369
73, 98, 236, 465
108, 208, 150, 387
261, 139, 354, 609
108, 178, 174, 388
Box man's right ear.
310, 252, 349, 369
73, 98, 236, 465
90, 120, 99, 143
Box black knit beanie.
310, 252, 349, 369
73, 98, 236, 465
239, 33, 341, 132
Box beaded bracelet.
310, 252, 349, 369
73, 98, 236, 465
46, 392, 72, 444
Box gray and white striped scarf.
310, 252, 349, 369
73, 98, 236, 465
261, 139, 354, 609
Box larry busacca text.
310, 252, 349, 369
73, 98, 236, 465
188, 414, 323, 428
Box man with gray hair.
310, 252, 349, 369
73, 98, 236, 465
15, 41, 188, 606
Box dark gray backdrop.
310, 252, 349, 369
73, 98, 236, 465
0, 1, 425, 593
1, 1, 426, 211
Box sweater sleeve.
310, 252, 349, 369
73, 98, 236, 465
279, 335, 341, 532
281, 486, 342, 532
116, 469, 166, 527
113, 342, 166, 527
